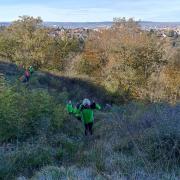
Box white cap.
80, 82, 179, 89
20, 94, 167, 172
83, 98, 91, 106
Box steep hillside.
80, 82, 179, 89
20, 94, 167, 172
0, 61, 112, 104
0, 61, 180, 180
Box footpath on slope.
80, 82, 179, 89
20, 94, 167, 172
0, 60, 114, 151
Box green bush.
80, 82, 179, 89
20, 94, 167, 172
51, 104, 68, 131
0, 85, 67, 142
55, 148, 65, 161
56, 91, 69, 103
53, 137, 81, 162
0, 146, 53, 180
62, 141, 78, 155
0, 88, 27, 141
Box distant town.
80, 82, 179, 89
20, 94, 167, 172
1, 21, 180, 29
47, 22, 180, 44
1, 21, 180, 42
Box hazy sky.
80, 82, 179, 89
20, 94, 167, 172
0, 0, 180, 22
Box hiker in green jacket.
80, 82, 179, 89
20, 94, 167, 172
29, 66, 34, 74
91, 100, 101, 110
66, 100, 73, 114
80, 99, 101, 136
73, 102, 82, 121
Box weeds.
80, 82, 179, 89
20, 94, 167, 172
0, 146, 53, 180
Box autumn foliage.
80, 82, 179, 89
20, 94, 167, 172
77, 18, 179, 103
0, 16, 179, 103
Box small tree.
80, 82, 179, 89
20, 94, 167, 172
0, 16, 51, 68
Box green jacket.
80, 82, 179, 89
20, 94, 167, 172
81, 108, 94, 124
95, 103, 101, 110
81, 103, 101, 124
66, 103, 73, 113
29, 66, 34, 74
73, 107, 81, 118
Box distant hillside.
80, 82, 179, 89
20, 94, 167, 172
0, 22, 10, 27
1, 21, 180, 29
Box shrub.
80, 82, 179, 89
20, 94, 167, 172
32, 166, 66, 180
0, 146, 53, 180
59, 140, 80, 162
0, 88, 27, 141
0, 85, 66, 142
140, 119, 180, 168
55, 148, 65, 161
32, 166, 103, 180
51, 104, 68, 132
112, 102, 180, 171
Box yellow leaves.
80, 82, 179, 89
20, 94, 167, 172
80, 18, 178, 102
164, 67, 180, 91
83, 50, 99, 64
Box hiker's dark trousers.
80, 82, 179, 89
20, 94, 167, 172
85, 122, 93, 136
25, 76, 30, 82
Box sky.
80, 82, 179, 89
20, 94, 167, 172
0, 0, 180, 22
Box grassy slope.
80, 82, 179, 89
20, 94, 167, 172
0, 61, 180, 180
0, 61, 112, 104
